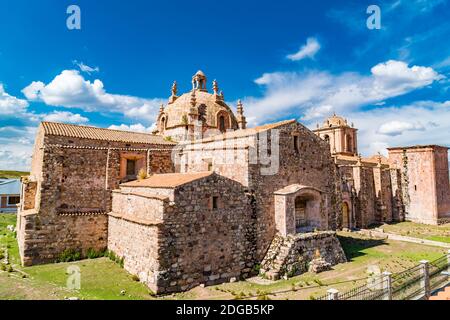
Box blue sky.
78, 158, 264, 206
0, 0, 449, 170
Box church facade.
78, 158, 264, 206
17, 71, 450, 294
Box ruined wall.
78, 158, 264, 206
260, 231, 347, 280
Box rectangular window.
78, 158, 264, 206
7, 196, 20, 205
212, 196, 219, 209
208, 162, 213, 171
126, 159, 136, 176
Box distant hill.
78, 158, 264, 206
0, 170, 29, 179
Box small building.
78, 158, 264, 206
0, 179, 21, 213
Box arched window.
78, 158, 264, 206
324, 135, 330, 144
219, 115, 226, 133
160, 116, 166, 132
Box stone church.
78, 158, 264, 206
17, 71, 450, 294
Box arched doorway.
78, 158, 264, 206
294, 193, 320, 232
295, 196, 307, 229
342, 202, 350, 229
274, 185, 323, 236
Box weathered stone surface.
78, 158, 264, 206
260, 231, 346, 280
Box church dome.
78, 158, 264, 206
163, 90, 238, 129
323, 114, 349, 128
156, 71, 239, 138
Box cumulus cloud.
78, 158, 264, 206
244, 60, 443, 124
108, 123, 156, 133
42, 111, 89, 124
286, 37, 321, 61
377, 120, 425, 136
22, 70, 163, 122
318, 100, 450, 157
0, 84, 29, 114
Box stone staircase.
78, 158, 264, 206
260, 235, 296, 280
260, 231, 347, 281
429, 286, 450, 300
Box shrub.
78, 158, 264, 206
86, 247, 106, 259
57, 249, 82, 263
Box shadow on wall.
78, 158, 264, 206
337, 234, 386, 261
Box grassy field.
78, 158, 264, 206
0, 213, 447, 300
375, 221, 450, 243
0, 171, 29, 179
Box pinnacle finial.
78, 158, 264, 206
159, 103, 164, 113
171, 81, 178, 96
213, 79, 219, 95
237, 99, 243, 111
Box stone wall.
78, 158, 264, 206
388, 146, 450, 224
107, 173, 257, 294
247, 122, 339, 261
260, 231, 347, 280
19, 212, 108, 266
17, 132, 175, 266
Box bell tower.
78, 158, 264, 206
192, 70, 207, 92
313, 114, 358, 156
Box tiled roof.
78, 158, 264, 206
121, 172, 213, 188
41, 122, 176, 145
184, 119, 297, 144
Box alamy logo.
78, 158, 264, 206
66, 265, 81, 290
66, 5, 81, 30
366, 5, 381, 30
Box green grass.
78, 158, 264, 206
0, 171, 29, 179
1, 214, 448, 300
377, 221, 450, 244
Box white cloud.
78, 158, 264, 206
377, 120, 425, 136
0, 84, 29, 114
0, 126, 37, 171
108, 123, 156, 133
22, 70, 163, 122
317, 100, 450, 157
42, 111, 89, 124
244, 60, 443, 124
286, 37, 321, 61
73, 60, 99, 74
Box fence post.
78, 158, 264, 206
419, 260, 430, 299
327, 288, 339, 300
382, 271, 393, 300
447, 250, 450, 275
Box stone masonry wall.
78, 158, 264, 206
18, 133, 175, 266
260, 231, 347, 280
247, 122, 339, 261
157, 174, 256, 293
107, 173, 256, 294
